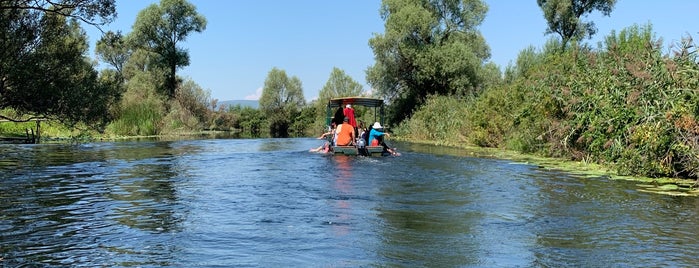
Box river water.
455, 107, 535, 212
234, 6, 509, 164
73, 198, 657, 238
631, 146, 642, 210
1, 138, 699, 267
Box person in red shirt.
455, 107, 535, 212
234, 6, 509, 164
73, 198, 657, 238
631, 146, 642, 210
343, 104, 357, 131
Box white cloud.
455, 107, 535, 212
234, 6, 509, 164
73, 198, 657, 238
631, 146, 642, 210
244, 87, 263, 100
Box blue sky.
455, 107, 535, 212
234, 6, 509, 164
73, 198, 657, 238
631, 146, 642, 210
84, 1, 699, 102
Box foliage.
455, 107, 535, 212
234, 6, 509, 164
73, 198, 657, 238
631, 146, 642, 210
128, 0, 206, 98
0, 1, 118, 127
292, 105, 318, 137
95, 30, 129, 79
312, 67, 365, 131
537, 0, 617, 49
367, 0, 491, 124
158, 79, 211, 134
259, 67, 306, 137
0, 0, 116, 26
403, 23, 699, 179
106, 73, 166, 136
394, 95, 469, 146
318, 67, 365, 101
175, 79, 211, 126
228, 105, 266, 136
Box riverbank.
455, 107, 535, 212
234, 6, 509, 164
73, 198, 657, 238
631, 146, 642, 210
5, 123, 697, 197
396, 137, 699, 197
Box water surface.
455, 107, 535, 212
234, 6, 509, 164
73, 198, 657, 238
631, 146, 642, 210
1, 138, 698, 267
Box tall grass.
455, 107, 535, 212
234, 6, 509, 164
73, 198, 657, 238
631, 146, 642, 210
107, 98, 164, 136
398, 24, 699, 179
106, 73, 165, 136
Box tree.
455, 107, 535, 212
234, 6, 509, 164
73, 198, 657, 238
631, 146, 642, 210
259, 67, 306, 137
0, 0, 116, 26
313, 67, 364, 130
0, 0, 118, 126
537, 0, 617, 49
95, 30, 130, 79
129, 0, 206, 98
367, 0, 491, 124
318, 67, 364, 102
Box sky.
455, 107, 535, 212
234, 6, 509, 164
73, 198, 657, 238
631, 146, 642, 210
83, 1, 699, 102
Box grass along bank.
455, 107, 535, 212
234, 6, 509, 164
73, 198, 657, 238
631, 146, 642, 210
396, 137, 699, 197
392, 25, 699, 196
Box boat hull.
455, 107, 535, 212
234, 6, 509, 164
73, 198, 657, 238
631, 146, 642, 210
332, 146, 385, 156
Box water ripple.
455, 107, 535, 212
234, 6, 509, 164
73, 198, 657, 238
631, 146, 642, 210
1, 139, 699, 267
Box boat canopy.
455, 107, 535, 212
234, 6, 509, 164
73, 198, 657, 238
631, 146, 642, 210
327, 97, 384, 108
326, 97, 385, 127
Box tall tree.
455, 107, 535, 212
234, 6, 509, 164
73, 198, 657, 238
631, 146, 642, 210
0, 0, 116, 26
259, 67, 306, 138
129, 0, 206, 98
313, 67, 363, 129
318, 67, 364, 103
0, 0, 117, 125
95, 30, 129, 79
537, 0, 617, 49
367, 0, 491, 124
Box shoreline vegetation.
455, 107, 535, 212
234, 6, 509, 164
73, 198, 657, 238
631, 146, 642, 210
1, 107, 697, 197
2, 122, 697, 196
3, 1, 699, 196
397, 138, 699, 197
385, 26, 699, 197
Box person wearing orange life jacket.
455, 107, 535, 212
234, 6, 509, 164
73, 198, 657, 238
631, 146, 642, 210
335, 117, 355, 146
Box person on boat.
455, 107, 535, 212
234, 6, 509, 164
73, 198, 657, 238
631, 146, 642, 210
310, 122, 336, 153
378, 135, 400, 156
343, 104, 357, 133
335, 117, 355, 146
368, 122, 390, 146
333, 107, 345, 126
358, 121, 369, 145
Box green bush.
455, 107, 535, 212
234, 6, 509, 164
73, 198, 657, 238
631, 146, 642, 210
400, 23, 699, 179
395, 95, 468, 146
106, 73, 165, 136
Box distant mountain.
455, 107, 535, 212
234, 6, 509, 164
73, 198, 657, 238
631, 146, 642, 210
217, 100, 259, 109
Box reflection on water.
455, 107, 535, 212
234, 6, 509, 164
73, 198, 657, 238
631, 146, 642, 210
0, 141, 198, 266
2, 139, 699, 267
329, 156, 353, 237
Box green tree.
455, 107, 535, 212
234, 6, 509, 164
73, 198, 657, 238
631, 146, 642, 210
229, 105, 266, 136
367, 0, 491, 124
259, 67, 306, 137
0, 0, 116, 26
318, 67, 364, 101
0, 1, 118, 126
313, 67, 364, 129
95, 30, 130, 80
537, 0, 617, 49
107, 71, 166, 136
173, 78, 211, 128
129, 0, 206, 98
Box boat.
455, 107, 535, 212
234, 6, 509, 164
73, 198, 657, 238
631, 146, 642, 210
325, 97, 395, 156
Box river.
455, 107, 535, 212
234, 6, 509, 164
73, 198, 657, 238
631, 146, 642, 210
1, 138, 698, 267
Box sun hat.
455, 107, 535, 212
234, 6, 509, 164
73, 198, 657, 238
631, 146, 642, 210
372, 122, 383, 129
